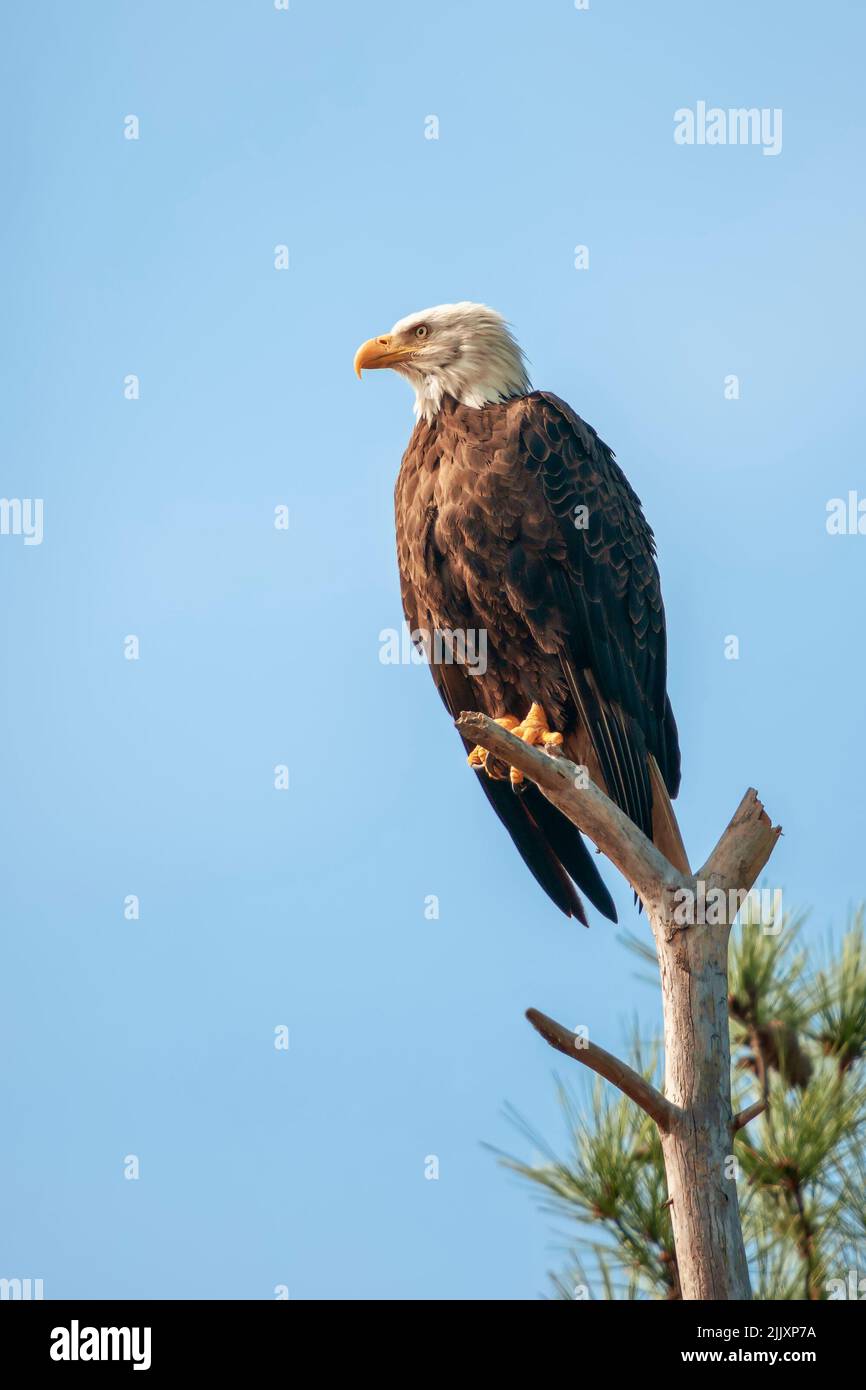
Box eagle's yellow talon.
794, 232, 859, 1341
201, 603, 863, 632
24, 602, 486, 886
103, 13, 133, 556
467, 714, 522, 776
468, 703, 563, 785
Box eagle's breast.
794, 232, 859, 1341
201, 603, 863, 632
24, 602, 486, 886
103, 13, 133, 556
395, 396, 571, 719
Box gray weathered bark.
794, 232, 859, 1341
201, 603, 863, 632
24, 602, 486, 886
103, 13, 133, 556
652, 905, 751, 1299
456, 712, 781, 1301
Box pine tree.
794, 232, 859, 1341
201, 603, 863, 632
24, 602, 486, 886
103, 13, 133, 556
500, 909, 866, 1301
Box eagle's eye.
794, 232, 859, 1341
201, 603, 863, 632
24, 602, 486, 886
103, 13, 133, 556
414, 324, 428, 339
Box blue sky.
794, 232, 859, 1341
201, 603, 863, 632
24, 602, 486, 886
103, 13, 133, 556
1, 0, 864, 1299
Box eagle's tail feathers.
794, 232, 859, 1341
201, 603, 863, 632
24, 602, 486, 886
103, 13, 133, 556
473, 770, 590, 922
526, 787, 618, 923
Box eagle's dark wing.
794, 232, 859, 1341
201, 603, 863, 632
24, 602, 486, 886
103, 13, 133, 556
516, 390, 681, 843
397, 565, 616, 925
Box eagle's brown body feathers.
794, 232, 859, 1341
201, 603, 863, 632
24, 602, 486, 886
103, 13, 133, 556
395, 390, 684, 923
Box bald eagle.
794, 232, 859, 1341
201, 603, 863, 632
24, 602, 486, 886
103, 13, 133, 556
355, 302, 686, 924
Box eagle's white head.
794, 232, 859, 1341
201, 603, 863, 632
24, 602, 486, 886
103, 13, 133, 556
354, 301, 531, 423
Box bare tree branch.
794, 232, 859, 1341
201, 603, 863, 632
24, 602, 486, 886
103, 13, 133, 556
733, 1097, 768, 1133
525, 1008, 677, 1132
455, 711, 679, 911
455, 713, 782, 910
698, 789, 782, 894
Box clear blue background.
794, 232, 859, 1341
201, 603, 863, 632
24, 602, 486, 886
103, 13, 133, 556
1, 0, 864, 1299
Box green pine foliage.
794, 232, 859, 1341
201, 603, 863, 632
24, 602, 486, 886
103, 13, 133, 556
499, 908, 866, 1300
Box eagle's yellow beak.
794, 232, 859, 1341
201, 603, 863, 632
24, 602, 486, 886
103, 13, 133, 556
353, 335, 415, 378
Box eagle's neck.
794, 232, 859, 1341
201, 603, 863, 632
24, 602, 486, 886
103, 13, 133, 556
408, 357, 531, 423
412, 373, 449, 423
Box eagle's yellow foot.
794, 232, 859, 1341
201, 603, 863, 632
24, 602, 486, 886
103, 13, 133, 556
467, 704, 563, 785
507, 703, 563, 786
468, 715, 520, 779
